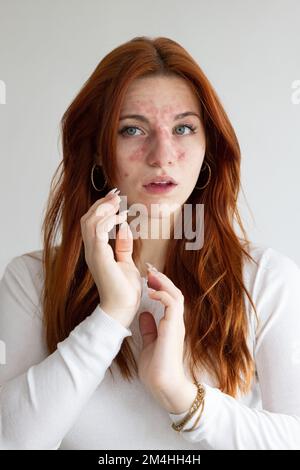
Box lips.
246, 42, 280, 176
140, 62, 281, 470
142, 175, 178, 195
142, 175, 178, 187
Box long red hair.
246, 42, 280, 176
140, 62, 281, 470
41, 36, 258, 397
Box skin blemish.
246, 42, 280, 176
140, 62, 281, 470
178, 152, 187, 161
115, 75, 206, 210
128, 147, 145, 162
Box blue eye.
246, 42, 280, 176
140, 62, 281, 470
119, 126, 143, 136
119, 124, 197, 137
175, 124, 197, 135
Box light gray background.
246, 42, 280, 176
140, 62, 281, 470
0, 0, 299, 276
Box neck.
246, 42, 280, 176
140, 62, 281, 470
136, 237, 170, 278
129, 212, 176, 278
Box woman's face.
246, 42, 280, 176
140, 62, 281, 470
114, 75, 206, 219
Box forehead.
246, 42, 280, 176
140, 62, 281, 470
120, 76, 200, 115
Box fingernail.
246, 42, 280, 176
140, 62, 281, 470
107, 188, 118, 196
145, 262, 158, 273
106, 188, 121, 198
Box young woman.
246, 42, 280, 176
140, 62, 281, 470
0, 36, 299, 450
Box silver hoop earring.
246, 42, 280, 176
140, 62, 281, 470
195, 161, 211, 190
91, 163, 107, 192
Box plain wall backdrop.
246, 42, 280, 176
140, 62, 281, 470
0, 0, 299, 276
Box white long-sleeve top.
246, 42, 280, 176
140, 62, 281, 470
0, 243, 300, 450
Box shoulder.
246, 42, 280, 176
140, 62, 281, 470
242, 241, 300, 291
241, 241, 300, 339
1, 249, 45, 320
3, 248, 44, 281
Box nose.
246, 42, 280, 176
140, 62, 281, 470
146, 132, 178, 167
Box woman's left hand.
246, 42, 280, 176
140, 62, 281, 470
137, 264, 187, 401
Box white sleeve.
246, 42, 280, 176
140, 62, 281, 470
0, 255, 132, 450
168, 249, 300, 449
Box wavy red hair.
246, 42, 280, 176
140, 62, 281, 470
41, 36, 258, 397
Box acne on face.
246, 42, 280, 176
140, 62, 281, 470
119, 102, 202, 162
115, 76, 206, 198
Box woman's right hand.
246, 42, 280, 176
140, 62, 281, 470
80, 188, 142, 329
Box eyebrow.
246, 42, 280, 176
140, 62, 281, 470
119, 111, 201, 122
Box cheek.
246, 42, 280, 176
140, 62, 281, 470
128, 145, 145, 163
178, 149, 205, 171
126, 142, 188, 163
117, 134, 205, 171
117, 141, 146, 168
116, 144, 148, 183
178, 152, 188, 162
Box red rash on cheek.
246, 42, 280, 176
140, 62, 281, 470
178, 152, 187, 161
128, 143, 186, 163
128, 147, 145, 162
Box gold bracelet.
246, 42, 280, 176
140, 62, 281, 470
171, 382, 205, 432
184, 398, 205, 432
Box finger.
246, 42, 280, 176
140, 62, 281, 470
81, 199, 121, 243
146, 264, 183, 302
91, 194, 120, 218
147, 290, 183, 323
115, 221, 134, 264
81, 190, 120, 222
94, 199, 120, 217
148, 289, 173, 306
95, 210, 129, 242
